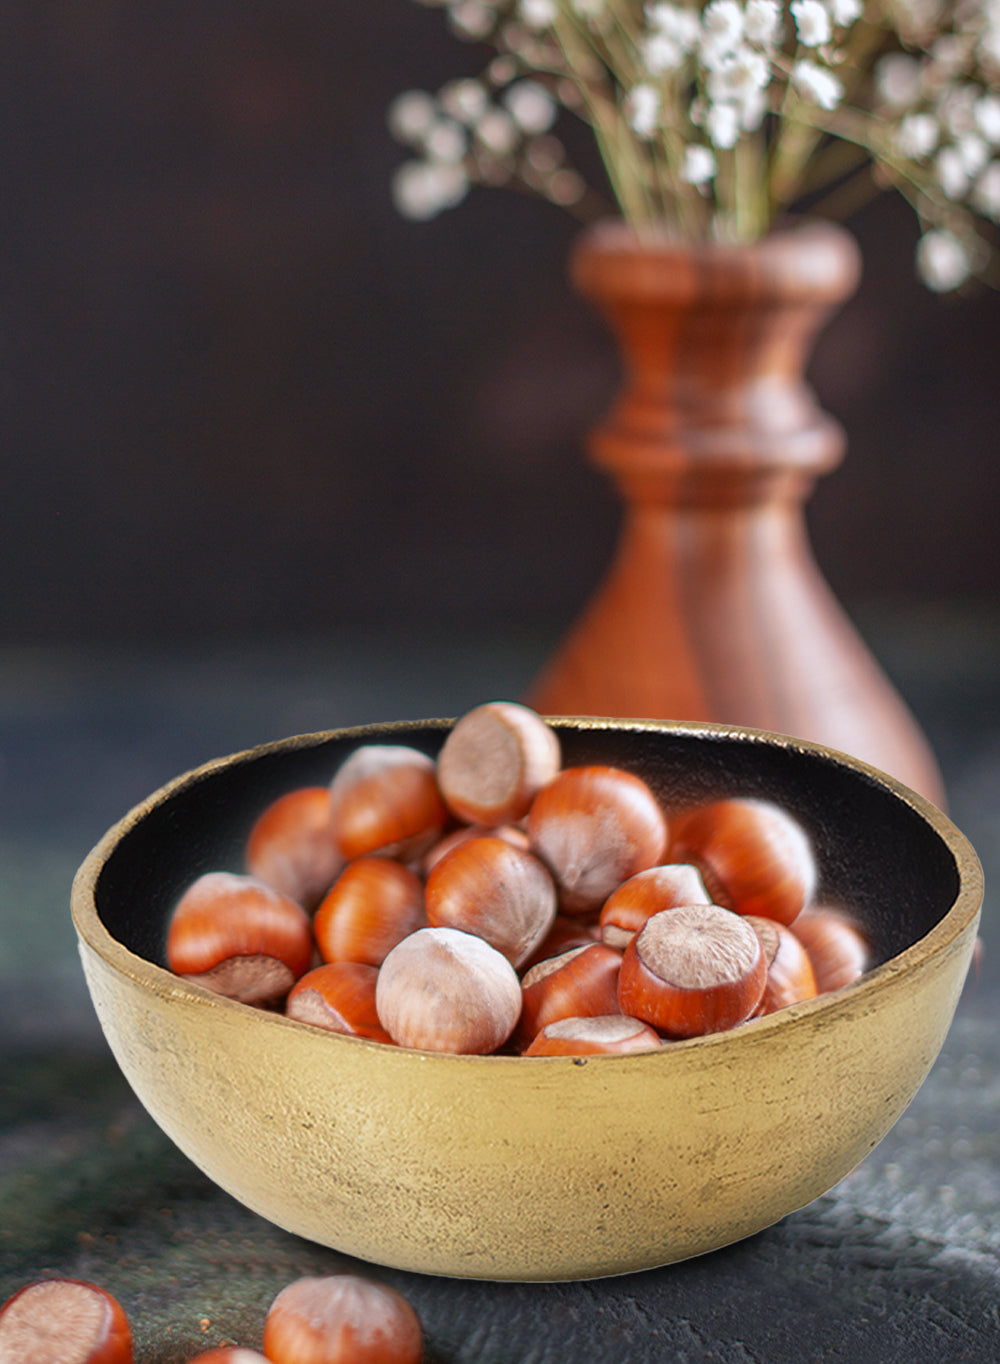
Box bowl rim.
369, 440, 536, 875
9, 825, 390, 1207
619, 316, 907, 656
71, 715, 984, 1064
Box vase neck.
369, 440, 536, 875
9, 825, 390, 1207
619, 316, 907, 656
572, 222, 861, 503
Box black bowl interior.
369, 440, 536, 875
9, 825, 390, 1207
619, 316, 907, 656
93, 720, 961, 974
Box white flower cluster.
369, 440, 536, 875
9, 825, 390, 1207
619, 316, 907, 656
389, 0, 1000, 288
624, 0, 853, 167
389, 75, 582, 220
872, 2, 1000, 289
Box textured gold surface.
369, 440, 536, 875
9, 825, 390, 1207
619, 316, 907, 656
71, 720, 983, 1281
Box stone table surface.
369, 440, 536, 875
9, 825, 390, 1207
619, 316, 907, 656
1, 607, 997, 1362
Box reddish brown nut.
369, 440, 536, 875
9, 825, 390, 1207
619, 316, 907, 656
667, 797, 816, 926
618, 904, 767, 1038
745, 916, 818, 1015
436, 700, 561, 825
312, 858, 425, 968
527, 766, 669, 916
0, 1279, 133, 1364
244, 785, 344, 911
524, 1014, 662, 1056
422, 822, 530, 875
599, 863, 711, 949
286, 962, 394, 1044
167, 872, 313, 1006
424, 835, 557, 967
515, 942, 623, 1051
375, 926, 522, 1054
328, 744, 447, 861
520, 913, 602, 972
262, 1273, 422, 1364
789, 904, 870, 993
184, 1351, 271, 1363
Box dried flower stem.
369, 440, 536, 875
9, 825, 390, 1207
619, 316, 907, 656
389, 0, 1000, 289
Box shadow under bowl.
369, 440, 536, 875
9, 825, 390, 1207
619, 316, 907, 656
71, 717, 982, 1281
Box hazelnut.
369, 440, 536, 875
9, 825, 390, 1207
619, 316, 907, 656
424, 835, 557, 967
618, 904, 767, 1037
286, 962, 394, 1044
262, 1274, 422, 1364
744, 915, 818, 1014
599, 863, 711, 949
422, 821, 530, 875
436, 700, 561, 825
668, 797, 816, 926
515, 942, 623, 1051
166, 872, 313, 1007
0, 1279, 133, 1364
375, 926, 522, 1054
527, 765, 669, 915
313, 857, 425, 968
244, 785, 344, 911
524, 1014, 662, 1056
328, 745, 447, 861
789, 904, 870, 993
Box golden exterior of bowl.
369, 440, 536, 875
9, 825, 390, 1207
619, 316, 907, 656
71, 720, 982, 1281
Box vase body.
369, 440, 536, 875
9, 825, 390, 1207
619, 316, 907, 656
527, 220, 945, 807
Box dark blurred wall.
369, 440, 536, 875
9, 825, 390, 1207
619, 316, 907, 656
1, 1, 997, 646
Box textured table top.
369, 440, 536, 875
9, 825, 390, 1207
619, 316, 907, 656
1, 608, 997, 1362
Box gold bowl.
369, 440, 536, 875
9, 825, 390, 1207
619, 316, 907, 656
71, 718, 982, 1281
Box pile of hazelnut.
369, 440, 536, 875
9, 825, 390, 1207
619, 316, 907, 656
0, 1270, 423, 1363
165, 702, 870, 1056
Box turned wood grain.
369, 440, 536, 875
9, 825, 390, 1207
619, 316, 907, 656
528, 220, 945, 806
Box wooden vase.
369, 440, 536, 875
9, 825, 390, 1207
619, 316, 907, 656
527, 219, 946, 807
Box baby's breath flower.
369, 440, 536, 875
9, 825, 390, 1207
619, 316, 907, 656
937, 144, 971, 196
504, 79, 558, 132
938, 82, 980, 136
706, 100, 742, 145
707, 46, 770, 105
526, 133, 565, 171
440, 79, 491, 123
889, 0, 945, 40
978, 21, 1000, 71
897, 111, 940, 158
958, 131, 990, 174
875, 53, 925, 109
392, 159, 469, 218
388, 90, 439, 144
972, 159, 1000, 217
488, 54, 519, 85
682, 143, 718, 182
519, 0, 558, 29
648, 2, 703, 50
393, 0, 1000, 288
701, 0, 746, 66
475, 106, 520, 153
548, 167, 588, 202
975, 92, 1000, 142
791, 0, 832, 47
425, 118, 469, 161
448, 0, 497, 39
744, 0, 783, 48
626, 82, 662, 138
827, 0, 863, 26
930, 33, 975, 78
916, 226, 973, 288
643, 30, 688, 73
791, 58, 844, 107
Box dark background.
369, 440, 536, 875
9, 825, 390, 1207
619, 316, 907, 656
1, 0, 997, 649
